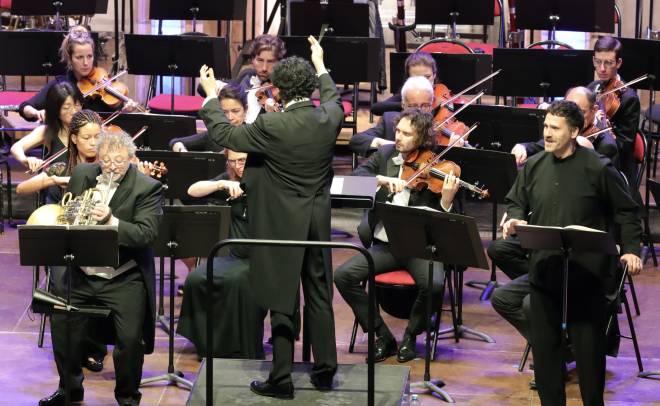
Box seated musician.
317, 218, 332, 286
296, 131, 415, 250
350, 76, 467, 157
177, 148, 267, 359
199, 34, 286, 122
39, 129, 163, 406
19, 26, 137, 122
170, 84, 246, 153
11, 83, 81, 175
511, 86, 619, 168
335, 108, 460, 363
588, 36, 640, 188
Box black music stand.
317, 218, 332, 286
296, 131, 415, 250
493, 48, 594, 99
375, 203, 489, 402
452, 104, 546, 152
149, 0, 246, 28
103, 113, 197, 150
289, 0, 370, 37
124, 34, 230, 115
140, 205, 230, 391
330, 175, 378, 209
135, 151, 226, 201
516, 0, 614, 39
515, 225, 618, 339
438, 147, 518, 302
0, 31, 68, 77
414, 0, 494, 37
11, 0, 99, 30
19, 225, 117, 406
389, 52, 492, 96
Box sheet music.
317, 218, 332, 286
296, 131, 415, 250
330, 177, 344, 195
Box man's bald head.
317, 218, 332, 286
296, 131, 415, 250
565, 86, 598, 130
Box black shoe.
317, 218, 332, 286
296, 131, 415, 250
250, 380, 294, 399
397, 334, 418, 363
529, 379, 537, 390
368, 336, 397, 363
310, 374, 334, 391
83, 355, 104, 372
39, 389, 84, 406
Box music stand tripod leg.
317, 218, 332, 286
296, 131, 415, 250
410, 257, 455, 403
466, 202, 500, 300
140, 242, 193, 390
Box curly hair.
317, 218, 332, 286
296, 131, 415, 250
394, 108, 435, 150
59, 25, 95, 70
547, 100, 584, 132
270, 56, 318, 103
249, 34, 286, 60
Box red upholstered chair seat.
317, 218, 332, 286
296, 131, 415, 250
147, 94, 204, 114
0, 0, 11, 9
0, 91, 37, 107
375, 270, 416, 286
418, 41, 473, 55
633, 132, 645, 164
311, 98, 353, 117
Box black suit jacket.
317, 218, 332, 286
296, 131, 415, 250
353, 144, 449, 248
67, 163, 163, 353
349, 111, 399, 157
200, 73, 344, 314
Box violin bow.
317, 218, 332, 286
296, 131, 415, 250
433, 69, 501, 114
131, 125, 149, 142
81, 70, 128, 98
102, 110, 122, 126
584, 126, 613, 140
26, 147, 69, 174
433, 91, 485, 130
596, 74, 649, 99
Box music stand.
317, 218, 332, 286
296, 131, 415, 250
149, 0, 246, 28
493, 48, 594, 99
124, 34, 230, 114
516, 0, 614, 39
438, 147, 518, 301
515, 225, 618, 339
135, 151, 227, 201
414, 0, 494, 37
140, 205, 231, 391
11, 0, 99, 30
389, 52, 493, 96
103, 113, 197, 150
330, 175, 378, 209
375, 203, 489, 402
289, 0, 370, 37
18, 224, 117, 406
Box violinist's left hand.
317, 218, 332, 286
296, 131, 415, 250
199, 65, 217, 100
440, 169, 460, 209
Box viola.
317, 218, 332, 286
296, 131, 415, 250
432, 83, 470, 145
400, 148, 490, 199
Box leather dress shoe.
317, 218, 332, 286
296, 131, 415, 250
83, 355, 104, 372
529, 379, 537, 390
39, 389, 84, 405
397, 334, 418, 363
310, 374, 334, 391
369, 336, 397, 363
250, 380, 294, 399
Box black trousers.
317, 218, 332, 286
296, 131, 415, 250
50, 268, 146, 405
486, 237, 529, 281
530, 280, 608, 406
268, 244, 337, 386
334, 242, 445, 338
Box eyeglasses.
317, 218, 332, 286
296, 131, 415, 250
99, 157, 127, 167
61, 103, 81, 113
593, 58, 617, 68
404, 103, 433, 110
228, 158, 247, 165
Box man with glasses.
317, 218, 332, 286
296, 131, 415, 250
588, 36, 641, 188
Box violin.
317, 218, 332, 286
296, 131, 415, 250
252, 83, 281, 111
400, 148, 490, 199
596, 79, 624, 119
78, 68, 146, 112
432, 83, 470, 146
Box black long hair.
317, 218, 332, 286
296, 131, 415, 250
43, 82, 80, 154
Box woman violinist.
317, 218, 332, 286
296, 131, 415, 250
19, 25, 138, 123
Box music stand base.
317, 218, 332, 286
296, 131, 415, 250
438, 325, 495, 343
638, 371, 660, 379
140, 371, 193, 390
410, 379, 454, 403
157, 315, 178, 335
465, 279, 499, 300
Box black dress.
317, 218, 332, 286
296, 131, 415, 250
177, 172, 266, 359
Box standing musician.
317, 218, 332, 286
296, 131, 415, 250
39, 129, 163, 406
177, 148, 268, 359
335, 108, 459, 363
502, 100, 642, 406
350, 75, 467, 157
18, 26, 138, 123
587, 36, 640, 188
198, 36, 343, 399
511, 86, 619, 167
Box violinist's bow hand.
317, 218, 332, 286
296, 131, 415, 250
199, 65, 217, 100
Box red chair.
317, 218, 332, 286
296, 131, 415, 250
0, 91, 37, 109
146, 93, 204, 115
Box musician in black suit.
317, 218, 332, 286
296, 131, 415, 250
39, 130, 163, 406
335, 108, 460, 363
198, 36, 344, 399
